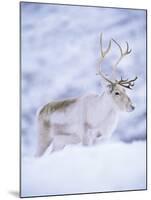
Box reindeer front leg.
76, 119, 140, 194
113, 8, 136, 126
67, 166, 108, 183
82, 122, 104, 146
82, 122, 96, 145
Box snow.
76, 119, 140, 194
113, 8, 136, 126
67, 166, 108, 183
20, 2, 147, 197
21, 141, 146, 197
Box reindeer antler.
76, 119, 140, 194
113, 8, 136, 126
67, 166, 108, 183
111, 38, 132, 79
96, 33, 113, 84
97, 33, 137, 89
117, 76, 138, 89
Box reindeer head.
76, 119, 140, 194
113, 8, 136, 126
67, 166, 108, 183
97, 33, 137, 112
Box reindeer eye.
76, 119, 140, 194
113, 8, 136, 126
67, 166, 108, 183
115, 92, 120, 95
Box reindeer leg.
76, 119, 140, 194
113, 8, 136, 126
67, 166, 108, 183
51, 134, 80, 153
35, 119, 52, 157
82, 122, 96, 146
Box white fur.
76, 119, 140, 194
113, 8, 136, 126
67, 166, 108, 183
35, 84, 134, 156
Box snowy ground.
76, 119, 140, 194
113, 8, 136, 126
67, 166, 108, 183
20, 2, 147, 197
21, 141, 146, 197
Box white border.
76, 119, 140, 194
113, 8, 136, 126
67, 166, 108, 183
0, 0, 150, 199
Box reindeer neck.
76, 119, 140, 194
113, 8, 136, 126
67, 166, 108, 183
98, 91, 119, 114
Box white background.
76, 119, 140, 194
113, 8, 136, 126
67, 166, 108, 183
0, 0, 150, 199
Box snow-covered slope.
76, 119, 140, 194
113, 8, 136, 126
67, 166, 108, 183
21, 141, 146, 197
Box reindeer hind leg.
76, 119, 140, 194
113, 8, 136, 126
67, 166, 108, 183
35, 118, 52, 157
51, 134, 80, 153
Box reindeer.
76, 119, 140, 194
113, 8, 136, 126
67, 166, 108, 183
35, 34, 137, 156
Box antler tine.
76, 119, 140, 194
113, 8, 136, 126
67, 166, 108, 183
100, 33, 112, 58
112, 39, 132, 57
119, 77, 129, 82
118, 76, 138, 89
100, 33, 104, 58
125, 42, 132, 55
111, 39, 132, 80
112, 39, 123, 56
97, 33, 113, 84
119, 76, 137, 84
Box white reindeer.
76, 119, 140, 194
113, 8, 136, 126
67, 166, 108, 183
35, 34, 137, 156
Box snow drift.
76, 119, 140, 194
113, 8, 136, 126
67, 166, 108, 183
21, 141, 146, 197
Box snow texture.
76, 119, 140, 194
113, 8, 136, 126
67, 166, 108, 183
21, 2, 147, 197
21, 141, 146, 197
